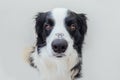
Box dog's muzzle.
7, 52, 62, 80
51, 39, 68, 57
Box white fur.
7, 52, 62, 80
31, 8, 80, 80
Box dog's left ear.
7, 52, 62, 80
77, 14, 87, 36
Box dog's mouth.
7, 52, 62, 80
53, 53, 66, 58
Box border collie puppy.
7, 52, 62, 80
28, 8, 87, 80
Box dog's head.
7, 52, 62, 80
35, 8, 87, 58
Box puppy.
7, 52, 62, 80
24, 8, 87, 80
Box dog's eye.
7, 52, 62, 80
70, 24, 76, 31
44, 23, 52, 31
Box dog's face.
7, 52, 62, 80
35, 8, 87, 58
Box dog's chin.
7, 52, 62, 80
53, 53, 66, 58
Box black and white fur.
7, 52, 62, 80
30, 8, 87, 80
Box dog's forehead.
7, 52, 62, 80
50, 8, 68, 22
48, 8, 77, 23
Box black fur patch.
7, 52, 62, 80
71, 61, 82, 78
65, 11, 87, 57
29, 57, 37, 68
35, 12, 54, 52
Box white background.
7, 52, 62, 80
0, 0, 120, 80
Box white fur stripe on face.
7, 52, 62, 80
51, 8, 68, 35
46, 8, 74, 56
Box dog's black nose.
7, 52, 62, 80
52, 39, 68, 53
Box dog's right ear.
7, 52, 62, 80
35, 13, 47, 47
